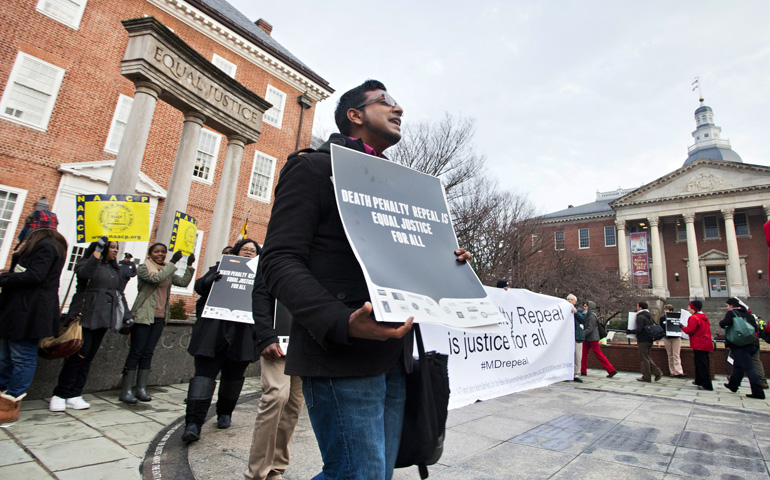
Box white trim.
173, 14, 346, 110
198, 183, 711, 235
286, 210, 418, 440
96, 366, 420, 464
145, 0, 332, 101
263, 85, 286, 128
0, 52, 66, 131
0, 185, 28, 268
192, 129, 222, 185
578, 228, 590, 249
248, 150, 277, 203
36, 0, 87, 30
104, 94, 134, 154
212, 53, 237, 78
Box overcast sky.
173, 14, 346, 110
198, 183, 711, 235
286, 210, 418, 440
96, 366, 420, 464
230, 0, 770, 214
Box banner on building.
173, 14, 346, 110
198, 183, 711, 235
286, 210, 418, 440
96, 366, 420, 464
75, 194, 150, 243
630, 231, 650, 286
201, 255, 258, 324
331, 144, 499, 329
169, 211, 197, 255
420, 286, 574, 410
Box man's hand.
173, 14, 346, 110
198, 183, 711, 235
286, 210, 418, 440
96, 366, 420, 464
455, 248, 472, 263
571, 306, 577, 314
348, 302, 413, 340
261, 342, 285, 360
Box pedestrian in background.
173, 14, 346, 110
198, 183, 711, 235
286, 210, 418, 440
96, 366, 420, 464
627, 301, 663, 382
581, 301, 617, 378
659, 304, 685, 377
50, 238, 127, 412
721, 297, 764, 399
119, 243, 194, 403
682, 300, 713, 390
182, 239, 259, 442
119, 252, 137, 293
0, 209, 66, 424
567, 294, 586, 383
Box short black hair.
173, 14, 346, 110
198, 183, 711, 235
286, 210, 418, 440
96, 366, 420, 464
231, 238, 261, 256
638, 301, 648, 310
334, 79, 387, 136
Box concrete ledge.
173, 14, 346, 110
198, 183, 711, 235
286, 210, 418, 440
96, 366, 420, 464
26, 321, 260, 400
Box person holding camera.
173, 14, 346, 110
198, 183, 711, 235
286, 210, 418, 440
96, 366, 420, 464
119, 243, 194, 403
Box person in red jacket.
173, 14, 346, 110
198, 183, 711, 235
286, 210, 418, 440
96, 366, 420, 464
682, 300, 713, 390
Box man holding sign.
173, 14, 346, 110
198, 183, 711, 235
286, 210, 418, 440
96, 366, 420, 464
261, 80, 470, 480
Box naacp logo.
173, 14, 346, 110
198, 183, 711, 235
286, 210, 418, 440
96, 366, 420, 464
99, 204, 134, 232
183, 223, 196, 246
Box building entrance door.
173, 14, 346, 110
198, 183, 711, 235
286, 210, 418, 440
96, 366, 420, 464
707, 267, 728, 297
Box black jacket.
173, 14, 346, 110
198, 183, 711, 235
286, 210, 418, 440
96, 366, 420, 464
0, 238, 64, 340
261, 134, 410, 377
252, 260, 278, 355
187, 262, 257, 362
629, 309, 655, 343
68, 255, 123, 330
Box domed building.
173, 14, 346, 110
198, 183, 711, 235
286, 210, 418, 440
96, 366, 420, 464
541, 99, 770, 304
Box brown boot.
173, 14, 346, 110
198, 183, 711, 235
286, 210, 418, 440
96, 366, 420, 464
0, 392, 26, 424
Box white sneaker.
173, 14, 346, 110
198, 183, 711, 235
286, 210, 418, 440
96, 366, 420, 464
49, 395, 66, 412
65, 396, 90, 410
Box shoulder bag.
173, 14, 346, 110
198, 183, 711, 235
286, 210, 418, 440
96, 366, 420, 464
38, 280, 88, 359
395, 324, 450, 479
726, 314, 756, 347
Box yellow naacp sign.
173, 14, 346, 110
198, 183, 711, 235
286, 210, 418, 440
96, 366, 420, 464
169, 211, 197, 255
75, 194, 150, 243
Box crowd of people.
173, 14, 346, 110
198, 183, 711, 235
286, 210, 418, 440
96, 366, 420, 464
0, 79, 769, 480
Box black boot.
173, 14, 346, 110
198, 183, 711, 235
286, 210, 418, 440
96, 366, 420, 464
183, 376, 216, 443
747, 383, 766, 399
119, 369, 138, 404
135, 369, 152, 402
723, 382, 739, 393
216, 377, 244, 429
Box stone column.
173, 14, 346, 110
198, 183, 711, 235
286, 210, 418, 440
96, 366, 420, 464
648, 216, 666, 297
155, 111, 206, 247
764, 204, 770, 221
616, 220, 629, 279
722, 208, 748, 297
204, 134, 247, 268
683, 212, 704, 299
107, 82, 163, 194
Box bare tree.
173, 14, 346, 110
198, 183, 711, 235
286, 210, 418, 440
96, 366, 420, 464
387, 113, 485, 202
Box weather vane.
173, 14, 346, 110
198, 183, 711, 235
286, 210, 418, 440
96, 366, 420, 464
691, 77, 704, 103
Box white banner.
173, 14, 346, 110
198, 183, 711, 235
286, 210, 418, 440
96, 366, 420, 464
420, 287, 575, 410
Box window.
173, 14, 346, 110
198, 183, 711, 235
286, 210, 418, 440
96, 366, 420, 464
676, 222, 687, 241
734, 212, 749, 236
0, 52, 65, 130
531, 233, 542, 250
248, 151, 277, 202
0, 185, 28, 266
263, 85, 286, 128
212, 54, 237, 78
192, 130, 221, 183
579, 228, 590, 249
554, 231, 565, 251
604, 225, 616, 247
104, 94, 133, 154
704, 215, 719, 239
66, 245, 87, 271
36, 0, 87, 29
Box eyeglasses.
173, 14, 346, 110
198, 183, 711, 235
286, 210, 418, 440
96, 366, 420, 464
355, 92, 398, 110
240, 247, 258, 254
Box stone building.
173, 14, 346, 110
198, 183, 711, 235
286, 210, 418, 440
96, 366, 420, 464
0, 0, 333, 310
540, 99, 770, 305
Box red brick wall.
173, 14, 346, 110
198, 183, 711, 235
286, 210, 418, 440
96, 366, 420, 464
541, 218, 621, 272
0, 1, 325, 313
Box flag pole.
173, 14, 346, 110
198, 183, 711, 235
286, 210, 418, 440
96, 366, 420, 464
229, 207, 250, 245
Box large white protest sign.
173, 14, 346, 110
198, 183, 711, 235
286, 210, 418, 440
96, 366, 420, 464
331, 144, 499, 329
420, 287, 575, 410
201, 255, 258, 324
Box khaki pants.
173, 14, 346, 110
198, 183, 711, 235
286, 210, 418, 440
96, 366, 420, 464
662, 337, 684, 376
574, 341, 583, 376
244, 357, 304, 480
638, 342, 663, 381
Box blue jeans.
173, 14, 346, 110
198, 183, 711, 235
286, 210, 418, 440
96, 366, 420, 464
304, 362, 406, 480
0, 338, 40, 397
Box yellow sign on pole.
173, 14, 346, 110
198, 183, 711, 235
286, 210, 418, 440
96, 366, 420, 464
169, 211, 198, 255
75, 194, 150, 243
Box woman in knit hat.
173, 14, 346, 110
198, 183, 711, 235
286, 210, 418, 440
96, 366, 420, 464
0, 207, 67, 424
681, 300, 713, 391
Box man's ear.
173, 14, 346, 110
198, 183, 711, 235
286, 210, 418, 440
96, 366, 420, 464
346, 107, 364, 128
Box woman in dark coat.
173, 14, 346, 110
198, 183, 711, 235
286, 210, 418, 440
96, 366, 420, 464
721, 297, 764, 399
49, 237, 127, 412
0, 212, 67, 424
182, 238, 260, 443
